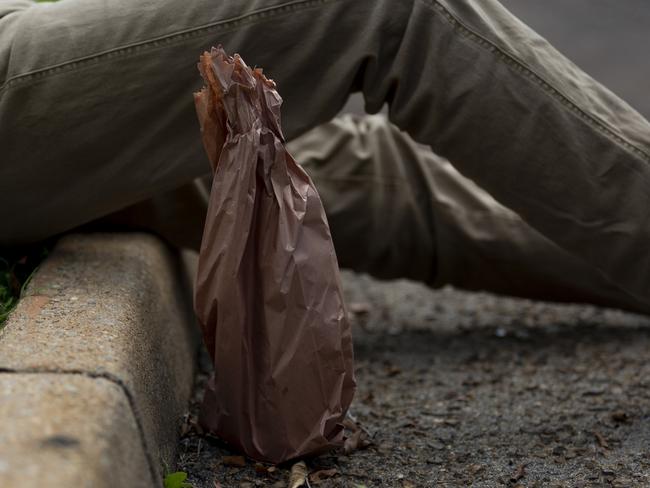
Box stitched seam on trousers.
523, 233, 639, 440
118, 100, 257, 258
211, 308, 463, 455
0, 0, 332, 93
423, 0, 650, 164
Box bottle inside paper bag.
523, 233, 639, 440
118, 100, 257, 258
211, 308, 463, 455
193, 46, 356, 464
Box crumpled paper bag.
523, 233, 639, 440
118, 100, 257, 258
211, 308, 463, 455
193, 46, 356, 464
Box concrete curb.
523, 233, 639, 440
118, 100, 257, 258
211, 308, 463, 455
0, 233, 200, 487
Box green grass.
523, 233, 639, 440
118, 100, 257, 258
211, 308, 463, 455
0, 259, 18, 325
163, 471, 192, 488
0, 247, 48, 328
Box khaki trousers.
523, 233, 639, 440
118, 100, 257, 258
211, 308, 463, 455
2, 0, 650, 312
293, 115, 650, 315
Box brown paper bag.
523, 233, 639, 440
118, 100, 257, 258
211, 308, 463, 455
193, 47, 356, 464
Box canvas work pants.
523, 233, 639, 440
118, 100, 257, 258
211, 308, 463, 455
2, 0, 650, 312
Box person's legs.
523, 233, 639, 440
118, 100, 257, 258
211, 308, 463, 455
2, 0, 650, 305
85, 177, 210, 251
293, 114, 439, 284
290, 114, 650, 315
1, 0, 388, 246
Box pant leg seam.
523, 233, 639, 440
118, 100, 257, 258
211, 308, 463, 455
422, 0, 650, 165
0, 0, 333, 93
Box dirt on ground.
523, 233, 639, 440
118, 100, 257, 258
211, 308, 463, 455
175, 271, 650, 487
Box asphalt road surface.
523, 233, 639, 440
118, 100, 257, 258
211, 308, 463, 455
177, 272, 650, 487
500, 0, 649, 119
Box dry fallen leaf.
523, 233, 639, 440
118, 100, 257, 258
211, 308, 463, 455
222, 455, 246, 467
342, 416, 372, 455
309, 468, 338, 483
510, 464, 526, 482
468, 463, 484, 475
288, 461, 308, 488
254, 463, 278, 476
343, 413, 373, 438
342, 416, 357, 431
344, 429, 363, 454
594, 431, 609, 449
402, 481, 416, 488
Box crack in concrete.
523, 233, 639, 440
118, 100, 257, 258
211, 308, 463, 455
0, 366, 161, 487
